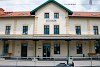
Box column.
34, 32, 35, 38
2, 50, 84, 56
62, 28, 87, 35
65, 40, 70, 57
0, 40, 3, 55
89, 40, 92, 53
8, 40, 13, 56
35, 41, 37, 57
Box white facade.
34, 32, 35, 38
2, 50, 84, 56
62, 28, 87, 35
35, 3, 68, 35
0, 0, 100, 58
0, 18, 34, 35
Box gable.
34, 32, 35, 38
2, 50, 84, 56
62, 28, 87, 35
30, 0, 73, 15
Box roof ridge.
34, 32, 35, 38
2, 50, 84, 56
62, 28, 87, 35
30, 0, 73, 15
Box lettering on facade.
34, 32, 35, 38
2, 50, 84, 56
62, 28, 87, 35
46, 20, 57, 22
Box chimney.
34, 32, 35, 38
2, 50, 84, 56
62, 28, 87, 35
0, 8, 5, 15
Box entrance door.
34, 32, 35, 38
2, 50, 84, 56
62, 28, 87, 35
43, 44, 50, 58
21, 43, 27, 57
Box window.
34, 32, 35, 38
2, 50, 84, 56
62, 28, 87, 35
5, 26, 11, 35
54, 25, 59, 34
54, 13, 59, 19
23, 26, 28, 35
44, 25, 49, 34
76, 44, 82, 54
95, 43, 100, 54
44, 13, 49, 18
93, 26, 99, 35
3, 43, 9, 55
76, 26, 81, 35
54, 44, 60, 54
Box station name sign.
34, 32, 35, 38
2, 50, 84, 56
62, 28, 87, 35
46, 20, 57, 22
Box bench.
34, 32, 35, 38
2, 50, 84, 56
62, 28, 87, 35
88, 53, 96, 57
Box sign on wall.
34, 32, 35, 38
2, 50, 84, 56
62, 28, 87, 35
46, 20, 57, 22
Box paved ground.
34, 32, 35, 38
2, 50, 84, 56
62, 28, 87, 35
0, 59, 100, 67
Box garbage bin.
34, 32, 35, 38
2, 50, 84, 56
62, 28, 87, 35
68, 57, 74, 66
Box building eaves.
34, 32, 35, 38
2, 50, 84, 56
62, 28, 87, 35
0, 15, 35, 18
0, 35, 100, 40
69, 15, 100, 18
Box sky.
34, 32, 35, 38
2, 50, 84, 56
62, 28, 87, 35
0, 0, 100, 12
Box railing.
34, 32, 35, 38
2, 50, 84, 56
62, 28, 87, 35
0, 56, 100, 66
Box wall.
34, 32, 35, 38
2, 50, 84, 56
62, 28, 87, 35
69, 17, 100, 35
0, 18, 14, 35
0, 17, 34, 35
89, 18, 100, 35
69, 18, 88, 35
16, 18, 34, 35
14, 40, 35, 57
35, 2, 68, 35
69, 40, 97, 57
36, 40, 68, 57
0, 40, 97, 57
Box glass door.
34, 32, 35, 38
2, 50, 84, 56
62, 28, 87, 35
43, 44, 50, 59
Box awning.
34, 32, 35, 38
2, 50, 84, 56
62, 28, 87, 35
0, 35, 100, 40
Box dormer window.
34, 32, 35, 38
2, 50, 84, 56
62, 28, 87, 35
44, 13, 49, 18
54, 13, 59, 19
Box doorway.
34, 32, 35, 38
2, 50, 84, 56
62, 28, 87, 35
21, 43, 27, 57
43, 44, 50, 58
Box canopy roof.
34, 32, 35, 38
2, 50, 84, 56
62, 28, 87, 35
0, 35, 100, 40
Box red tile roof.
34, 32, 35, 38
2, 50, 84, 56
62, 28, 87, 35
71, 12, 100, 17
0, 11, 30, 16
0, 8, 30, 16
0, 8, 100, 17
5, 12, 30, 16
0, 8, 4, 11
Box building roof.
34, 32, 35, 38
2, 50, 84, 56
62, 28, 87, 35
70, 12, 100, 17
0, 8, 32, 17
0, 11, 31, 16
0, 8, 100, 17
30, 0, 73, 15
0, 8, 4, 11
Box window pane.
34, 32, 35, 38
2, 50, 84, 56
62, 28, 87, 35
44, 25, 49, 34
76, 44, 82, 54
54, 25, 59, 34
23, 26, 28, 35
44, 13, 49, 18
54, 13, 59, 18
54, 44, 60, 54
76, 26, 81, 35
5, 26, 11, 35
95, 43, 100, 54
3, 43, 9, 55
93, 26, 99, 35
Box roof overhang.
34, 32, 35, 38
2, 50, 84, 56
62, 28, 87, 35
69, 16, 100, 18
0, 35, 100, 40
30, 0, 73, 15
0, 15, 35, 18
